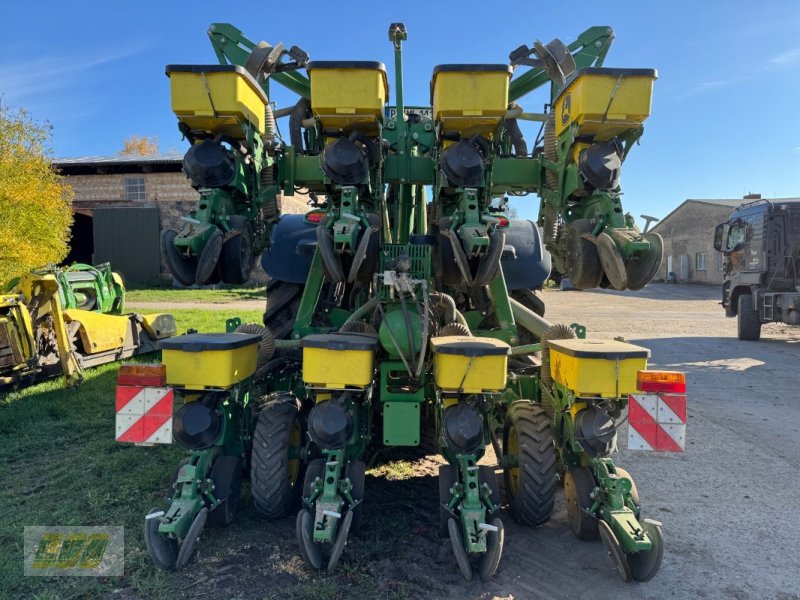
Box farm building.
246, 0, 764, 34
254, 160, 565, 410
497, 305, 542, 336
651, 195, 755, 285
55, 155, 307, 284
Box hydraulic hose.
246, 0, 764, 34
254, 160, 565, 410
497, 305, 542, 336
509, 297, 552, 339
289, 98, 311, 152
263, 102, 276, 146
340, 296, 381, 329
429, 292, 468, 328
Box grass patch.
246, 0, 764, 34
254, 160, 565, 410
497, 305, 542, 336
156, 308, 265, 335
0, 309, 263, 599
125, 286, 265, 304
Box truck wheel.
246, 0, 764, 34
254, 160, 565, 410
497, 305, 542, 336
737, 294, 761, 341
503, 402, 557, 526
251, 399, 305, 518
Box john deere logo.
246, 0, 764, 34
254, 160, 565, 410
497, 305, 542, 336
24, 526, 124, 576
561, 93, 572, 126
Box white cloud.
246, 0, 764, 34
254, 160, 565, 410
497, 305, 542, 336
769, 47, 800, 67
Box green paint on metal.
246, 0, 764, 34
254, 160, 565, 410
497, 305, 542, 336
382, 401, 421, 446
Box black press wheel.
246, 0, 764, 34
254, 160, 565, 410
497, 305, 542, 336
438, 463, 458, 538
477, 516, 504, 582
627, 520, 664, 582
251, 399, 305, 518
344, 460, 366, 536
144, 508, 178, 570
565, 220, 603, 290
219, 216, 255, 284
737, 293, 761, 341
563, 466, 598, 540
208, 455, 243, 528
161, 229, 197, 287
503, 401, 557, 526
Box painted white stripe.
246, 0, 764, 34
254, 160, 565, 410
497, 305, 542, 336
115, 414, 139, 440
141, 417, 173, 445
117, 389, 147, 416
627, 428, 655, 451
657, 397, 685, 424
630, 393, 659, 421
117, 388, 171, 417
660, 423, 686, 450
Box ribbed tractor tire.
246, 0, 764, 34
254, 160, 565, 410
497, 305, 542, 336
250, 399, 305, 519
503, 401, 558, 526
737, 293, 761, 341
263, 278, 303, 341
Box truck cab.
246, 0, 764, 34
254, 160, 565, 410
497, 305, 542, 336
714, 199, 800, 340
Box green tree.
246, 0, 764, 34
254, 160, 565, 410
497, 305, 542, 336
0, 108, 74, 286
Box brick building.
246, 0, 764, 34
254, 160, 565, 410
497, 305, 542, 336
56, 155, 307, 284
651, 195, 758, 285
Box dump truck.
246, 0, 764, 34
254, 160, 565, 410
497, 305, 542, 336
0, 263, 176, 387
125, 22, 685, 583
715, 198, 800, 340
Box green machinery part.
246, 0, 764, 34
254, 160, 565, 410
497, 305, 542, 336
149, 21, 667, 582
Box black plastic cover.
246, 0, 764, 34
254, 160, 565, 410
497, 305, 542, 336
578, 139, 622, 190
160, 332, 261, 352
442, 140, 485, 188
261, 215, 317, 284
321, 138, 367, 185
442, 403, 483, 454
183, 140, 236, 188
434, 339, 509, 356
302, 332, 379, 351
501, 220, 552, 290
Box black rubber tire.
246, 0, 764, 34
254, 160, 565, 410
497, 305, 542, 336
477, 516, 504, 582
161, 229, 197, 287
144, 507, 178, 570
439, 463, 459, 538
565, 220, 603, 289
737, 293, 761, 341
208, 455, 243, 528
264, 278, 303, 341
345, 460, 366, 536
479, 465, 501, 513
250, 400, 305, 518
219, 216, 255, 284
503, 402, 557, 526
564, 467, 598, 540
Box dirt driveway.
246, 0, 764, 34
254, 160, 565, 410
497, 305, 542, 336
144, 284, 800, 600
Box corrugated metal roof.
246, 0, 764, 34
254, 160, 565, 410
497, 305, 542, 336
54, 154, 184, 166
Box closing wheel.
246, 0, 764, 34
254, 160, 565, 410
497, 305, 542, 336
161, 229, 197, 287
627, 520, 664, 582
345, 460, 366, 536
219, 216, 254, 284
296, 508, 324, 570
474, 231, 506, 286
175, 507, 208, 570
626, 233, 663, 291
478, 517, 504, 582
447, 517, 473, 582
326, 509, 354, 573
196, 229, 223, 285
251, 400, 305, 519
598, 519, 632, 582
503, 402, 557, 526
565, 220, 603, 289
208, 455, 243, 528
144, 508, 178, 570
439, 464, 458, 538
316, 226, 344, 283
564, 467, 598, 540
595, 232, 628, 291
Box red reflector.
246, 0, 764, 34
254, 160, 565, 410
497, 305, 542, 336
305, 210, 325, 224
496, 216, 510, 228
118, 364, 166, 387
637, 370, 686, 393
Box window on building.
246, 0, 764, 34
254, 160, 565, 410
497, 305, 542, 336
696, 252, 706, 271
123, 177, 146, 201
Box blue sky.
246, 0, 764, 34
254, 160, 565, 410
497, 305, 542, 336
1, 0, 799, 224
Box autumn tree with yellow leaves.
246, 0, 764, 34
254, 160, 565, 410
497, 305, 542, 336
0, 108, 74, 286
119, 135, 159, 156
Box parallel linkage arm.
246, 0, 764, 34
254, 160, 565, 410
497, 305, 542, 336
207, 22, 311, 99
508, 25, 614, 102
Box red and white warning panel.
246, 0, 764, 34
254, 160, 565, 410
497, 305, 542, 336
628, 371, 687, 452
115, 364, 173, 446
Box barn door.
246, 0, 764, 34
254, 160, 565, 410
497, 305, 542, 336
93, 206, 161, 285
